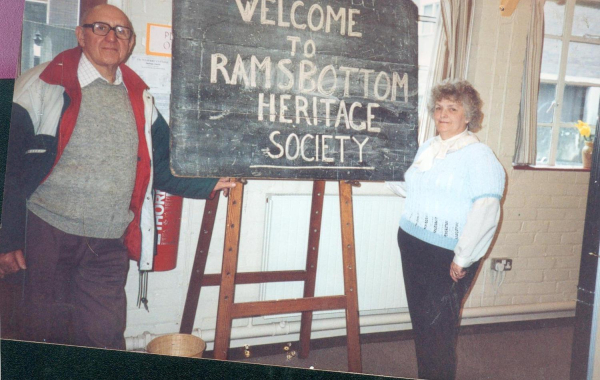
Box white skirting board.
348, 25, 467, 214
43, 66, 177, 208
126, 301, 575, 351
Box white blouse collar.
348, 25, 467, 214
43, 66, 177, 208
412, 129, 479, 172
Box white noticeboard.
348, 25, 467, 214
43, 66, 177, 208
127, 54, 172, 122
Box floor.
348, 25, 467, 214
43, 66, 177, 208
1, 277, 574, 380
233, 320, 573, 379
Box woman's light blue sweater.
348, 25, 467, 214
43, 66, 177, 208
400, 139, 505, 250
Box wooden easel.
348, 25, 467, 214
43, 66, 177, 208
180, 180, 362, 373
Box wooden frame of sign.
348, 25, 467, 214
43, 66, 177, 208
172, 0, 418, 373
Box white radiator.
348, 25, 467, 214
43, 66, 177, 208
259, 194, 407, 321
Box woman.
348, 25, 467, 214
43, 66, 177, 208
388, 79, 505, 380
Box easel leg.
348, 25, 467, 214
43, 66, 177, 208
299, 180, 325, 358
339, 181, 362, 373
180, 194, 220, 334
213, 182, 244, 360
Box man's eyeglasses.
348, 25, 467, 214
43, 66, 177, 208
82, 22, 133, 40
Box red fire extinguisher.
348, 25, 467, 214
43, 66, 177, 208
153, 190, 183, 271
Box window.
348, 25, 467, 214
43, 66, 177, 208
19, 0, 106, 73
536, 0, 600, 167
413, 0, 441, 112
21, 0, 79, 72
420, 3, 440, 36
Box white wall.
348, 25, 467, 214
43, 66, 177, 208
120, 0, 584, 352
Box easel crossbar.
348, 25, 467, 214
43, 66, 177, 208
200, 270, 308, 286
231, 296, 347, 318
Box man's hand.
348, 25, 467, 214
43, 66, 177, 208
213, 178, 236, 197
449, 261, 466, 283
0, 250, 26, 279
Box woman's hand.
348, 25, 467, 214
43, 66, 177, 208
0, 250, 26, 279
450, 261, 466, 282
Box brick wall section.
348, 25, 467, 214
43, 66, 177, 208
464, 1, 586, 310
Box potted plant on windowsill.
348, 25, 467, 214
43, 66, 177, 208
576, 120, 594, 169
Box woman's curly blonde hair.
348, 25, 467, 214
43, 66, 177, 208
427, 79, 484, 133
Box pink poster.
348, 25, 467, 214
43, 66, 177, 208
0, 0, 25, 79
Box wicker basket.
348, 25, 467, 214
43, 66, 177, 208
146, 333, 206, 358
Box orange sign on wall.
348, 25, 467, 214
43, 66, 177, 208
146, 23, 173, 57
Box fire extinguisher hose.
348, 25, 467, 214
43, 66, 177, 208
137, 270, 149, 312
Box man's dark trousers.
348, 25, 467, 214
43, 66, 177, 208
17, 211, 129, 349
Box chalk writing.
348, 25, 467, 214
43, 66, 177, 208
170, 0, 419, 180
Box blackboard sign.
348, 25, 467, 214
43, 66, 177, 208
170, 0, 418, 181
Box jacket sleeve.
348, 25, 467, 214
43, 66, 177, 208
151, 110, 219, 199
0, 104, 32, 254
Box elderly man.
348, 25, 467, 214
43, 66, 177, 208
0, 4, 234, 349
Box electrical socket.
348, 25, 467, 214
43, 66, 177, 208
491, 258, 512, 271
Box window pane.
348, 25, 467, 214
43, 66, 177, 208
418, 23, 437, 64
572, 0, 600, 38
544, 0, 566, 36
583, 87, 600, 124
537, 83, 556, 123
422, 20, 434, 35
540, 38, 562, 81
418, 67, 429, 111
536, 126, 552, 164
21, 22, 77, 72
24, 2, 48, 23
565, 42, 600, 83
556, 127, 586, 166
560, 85, 600, 123
48, 0, 79, 28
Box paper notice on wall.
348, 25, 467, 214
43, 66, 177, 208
146, 23, 172, 57
151, 93, 171, 123
128, 55, 171, 93
127, 54, 172, 122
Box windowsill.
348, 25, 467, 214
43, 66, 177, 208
513, 164, 590, 172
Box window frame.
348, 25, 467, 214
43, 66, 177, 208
537, 0, 600, 168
